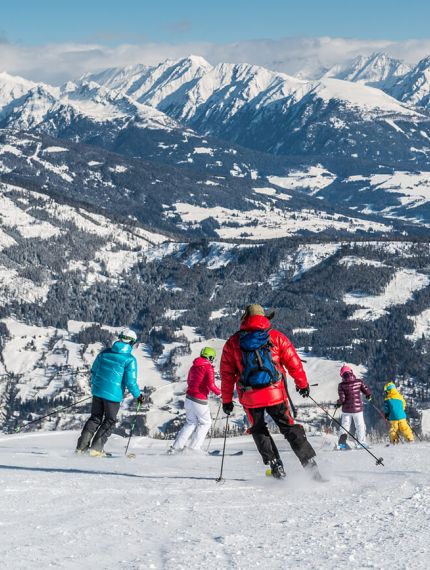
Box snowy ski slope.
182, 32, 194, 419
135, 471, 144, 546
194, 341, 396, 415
343, 269, 430, 321
0, 431, 428, 570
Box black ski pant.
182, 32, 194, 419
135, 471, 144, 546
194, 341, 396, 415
246, 402, 316, 466
76, 396, 120, 452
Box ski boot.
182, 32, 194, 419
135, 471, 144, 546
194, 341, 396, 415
304, 458, 326, 483
266, 458, 286, 479
337, 433, 350, 451
89, 449, 109, 458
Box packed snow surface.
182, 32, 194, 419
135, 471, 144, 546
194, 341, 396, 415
0, 431, 428, 569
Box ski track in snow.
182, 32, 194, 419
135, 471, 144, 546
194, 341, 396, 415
0, 432, 428, 569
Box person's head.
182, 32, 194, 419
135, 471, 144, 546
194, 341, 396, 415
384, 381, 396, 393
200, 346, 216, 363
118, 328, 138, 346
240, 304, 275, 322
340, 365, 354, 380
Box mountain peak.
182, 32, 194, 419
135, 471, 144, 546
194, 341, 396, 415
0, 71, 37, 113
390, 55, 430, 108
0, 70, 36, 86
325, 52, 411, 89
179, 54, 212, 68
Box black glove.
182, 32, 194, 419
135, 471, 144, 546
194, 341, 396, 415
385, 413, 389, 420
297, 386, 310, 398
223, 402, 234, 415
335, 403, 341, 410
366, 394, 373, 401
137, 394, 145, 405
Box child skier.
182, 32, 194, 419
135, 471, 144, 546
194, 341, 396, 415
76, 328, 143, 456
169, 347, 221, 453
336, 365, 372, 449
383, 382, 414, 444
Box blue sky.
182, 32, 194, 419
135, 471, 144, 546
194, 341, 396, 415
2, 0, 430, 45
1, 1, 430, 84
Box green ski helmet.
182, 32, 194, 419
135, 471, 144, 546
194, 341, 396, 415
200, 347, 216, 362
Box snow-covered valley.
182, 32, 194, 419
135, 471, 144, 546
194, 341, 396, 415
1, 234, 429, 438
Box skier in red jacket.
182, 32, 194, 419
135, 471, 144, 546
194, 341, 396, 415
170, 347, 221, 453
220, 304, 321, 480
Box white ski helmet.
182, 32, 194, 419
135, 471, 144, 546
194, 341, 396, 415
118, 328, 138, 345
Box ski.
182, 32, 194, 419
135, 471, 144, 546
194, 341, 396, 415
209, 450, 243, 456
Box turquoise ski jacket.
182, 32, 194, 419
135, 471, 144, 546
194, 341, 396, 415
383, 387, 407, 421
91, 341, 140, 402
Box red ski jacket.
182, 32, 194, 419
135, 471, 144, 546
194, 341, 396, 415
220, 315, 308, 408
186, 357, 221, 401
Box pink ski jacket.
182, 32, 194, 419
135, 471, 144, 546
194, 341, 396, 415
186, 357, 221, 401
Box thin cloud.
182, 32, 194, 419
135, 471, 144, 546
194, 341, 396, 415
1, 36, 430, 85
164, 20, 193, 35
82, 31, 148, 44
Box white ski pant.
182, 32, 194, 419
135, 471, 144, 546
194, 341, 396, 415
341, 411, 367, 444
173, 398, 212, 451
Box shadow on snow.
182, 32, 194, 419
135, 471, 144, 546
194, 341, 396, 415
0, 463, 247, 482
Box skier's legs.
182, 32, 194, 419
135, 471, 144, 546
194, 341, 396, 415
398, 419, 414, 442
76, 396, 104, 451
173, 398, 199, 450
90, 399, 120, 452
188, 401, 212, 450
246, 407, 280, 464
352, 412, 366, 444
339, 413, 352, 444
389, 420, 400, 444
267, 402, 316, 466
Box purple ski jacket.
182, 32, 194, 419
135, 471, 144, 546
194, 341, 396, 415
337, 375, 371, 413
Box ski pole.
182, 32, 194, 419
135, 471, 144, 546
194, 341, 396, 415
328, 406, 339, 430
410, 425, 422, 442
368, 401, 390, 424
14, 396, 92, 433
125, 401, 141, 457
206, 400, 222, 452
283, 375, 297, 418
308, 395, 384, 466
216, 415, 229, 483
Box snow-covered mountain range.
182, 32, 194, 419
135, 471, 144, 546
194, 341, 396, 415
2, 54, 430, 228
318, 52, 430, 110
72, 56, 430, 165
320, 53, 411, 89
